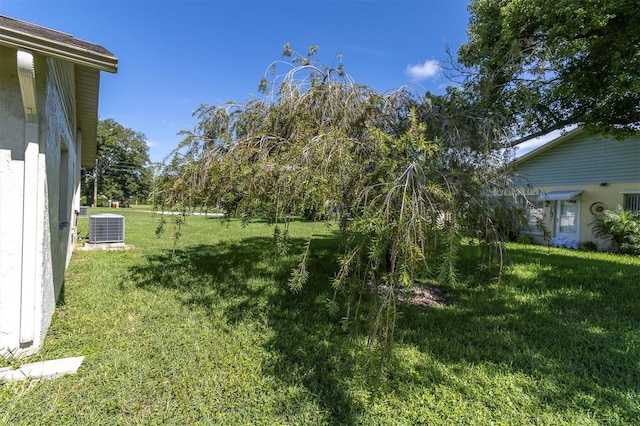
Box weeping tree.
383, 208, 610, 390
155, 46, 517, 369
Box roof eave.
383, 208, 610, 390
0, 17, 118, 167
0, 29, 117, 73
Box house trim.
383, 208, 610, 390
0, 17, 117, 73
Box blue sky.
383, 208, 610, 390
2, 0, 472, 163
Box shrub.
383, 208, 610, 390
516, 234, 533, 244
590, 206, 640, 255
579, 240, 599, 252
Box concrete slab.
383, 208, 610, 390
76, 242, 135, 251
0, 356, 84, 382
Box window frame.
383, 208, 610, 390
623, 193, 640, 213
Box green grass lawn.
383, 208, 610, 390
2, 207, 640, 424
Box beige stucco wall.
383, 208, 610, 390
41, 56, 79, 346
0, 47, 79, 356
0, 45, 27, 354
524, 183, 640, 250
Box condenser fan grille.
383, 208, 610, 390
89, 214, 125, 243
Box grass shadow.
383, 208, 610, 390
127, 220, 640, 422
129, 232, 366, 424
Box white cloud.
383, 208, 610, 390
405, 59, 442, 82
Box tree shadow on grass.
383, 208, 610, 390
128, 231, 640, 421
129, 233, 366, 424
395, 245, 640, 421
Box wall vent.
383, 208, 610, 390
89, 214, 125, 243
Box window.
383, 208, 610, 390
558, 200, 578, 234
624, 194, 640, 212
523, 198, 545, 235
59, 139, 69, 229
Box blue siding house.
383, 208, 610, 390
513, 127, 640, 249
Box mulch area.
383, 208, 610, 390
397, 284, 447, 309
375, 282, 447, 309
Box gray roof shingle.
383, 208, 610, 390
0, 14, 118, 72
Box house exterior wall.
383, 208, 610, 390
41, 56, 79, 348
0, 47, 80, 356
522, 183, 640, 249
515, 133, 640, 250
515, 133, 640, 187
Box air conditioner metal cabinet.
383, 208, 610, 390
89, 213, 125, 243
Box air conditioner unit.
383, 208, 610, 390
89, 213, 125, 243
79, 206, 89, 217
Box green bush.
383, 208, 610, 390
590, 206, 640, 255
516, 234, 533, 244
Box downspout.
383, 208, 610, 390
17, 50, 39, 346
74, 129, 82, 241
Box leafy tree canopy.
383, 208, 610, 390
84, 118, 152, 203
459, 0, 640, 140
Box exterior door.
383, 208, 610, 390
555, 199, 580, 244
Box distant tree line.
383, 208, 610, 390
83, 118, 153, 205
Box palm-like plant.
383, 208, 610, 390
591, 206, 640, 254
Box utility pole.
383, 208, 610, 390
93, 158, 98, 208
